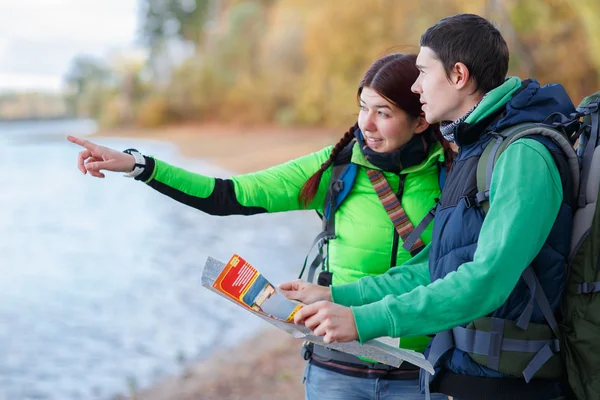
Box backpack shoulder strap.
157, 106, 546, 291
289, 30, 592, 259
570, 98, 600, 258
576, 100, 600, 208
476, 123, 579, 215
299, 141, 357, 283
322, 141, 357, 222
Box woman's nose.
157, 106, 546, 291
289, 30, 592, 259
363, 113, 376, 131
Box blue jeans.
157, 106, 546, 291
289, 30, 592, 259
304, 362, 448, 400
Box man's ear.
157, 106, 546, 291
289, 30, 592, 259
452, 62, 471, 90
414, 115, 430, 134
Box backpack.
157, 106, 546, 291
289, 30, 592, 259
560, 93, 600, 400
298, 141, 446, 285
473, 92, 600, 399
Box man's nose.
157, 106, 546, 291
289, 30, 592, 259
411, 79, 421, 94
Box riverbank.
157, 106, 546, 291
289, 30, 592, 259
123, 326, 306, 400
100, 122, 340, 400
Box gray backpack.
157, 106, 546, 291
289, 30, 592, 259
560, 93, 600, 400
473, 92, 600, 399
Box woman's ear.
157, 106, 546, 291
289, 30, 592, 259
414, 114, 430, 134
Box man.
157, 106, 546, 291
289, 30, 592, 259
281, 14, 574, 400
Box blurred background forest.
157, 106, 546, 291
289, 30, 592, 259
3, 0, 600, 128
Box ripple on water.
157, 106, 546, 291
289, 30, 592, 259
0, 120, 320, 399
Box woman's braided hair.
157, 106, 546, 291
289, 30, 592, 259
298, 123, 357, 207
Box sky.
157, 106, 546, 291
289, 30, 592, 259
0, 0, 139, 93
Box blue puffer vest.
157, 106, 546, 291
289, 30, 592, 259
425, 80, 576, 396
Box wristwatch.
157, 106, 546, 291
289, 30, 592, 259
123, 148, 146, 178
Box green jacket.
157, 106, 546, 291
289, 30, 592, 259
139, 141, 445, 352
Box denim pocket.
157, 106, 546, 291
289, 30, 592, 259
302, 361, 311, 384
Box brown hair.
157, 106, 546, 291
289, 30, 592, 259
298, 53, 454, 207
420, 14, 509, 94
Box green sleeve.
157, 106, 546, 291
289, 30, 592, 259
350, 139, 564, 343
331, 244, 431, 307
232, 146, 333, 212
146, 146, 333, 213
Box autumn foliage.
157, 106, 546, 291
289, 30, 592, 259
67, 0, 600, 128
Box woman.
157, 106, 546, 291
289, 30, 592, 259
67, 53, 452, 399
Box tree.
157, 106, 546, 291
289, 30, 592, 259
139, 0, 213, 49
63, 56, 113, 117
567, 0, 600, 82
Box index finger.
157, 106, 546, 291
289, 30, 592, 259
278, 280, 299, 291
67, 135, 97, 150
294, 302, 319, 325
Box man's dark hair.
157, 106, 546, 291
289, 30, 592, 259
420, 14, 509, 94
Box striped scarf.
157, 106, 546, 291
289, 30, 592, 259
440, 95, 487, 143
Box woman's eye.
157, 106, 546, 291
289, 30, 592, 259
360, 105, 367, 111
